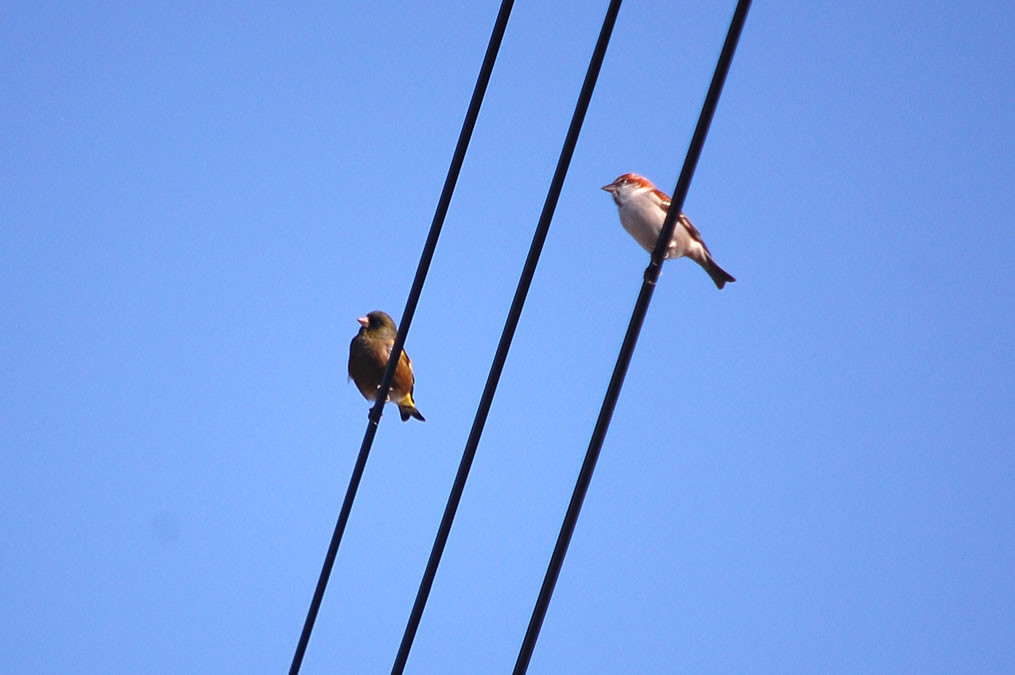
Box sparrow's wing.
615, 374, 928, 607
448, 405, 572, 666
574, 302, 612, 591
677, 213, 710, 252
650, 187, 672, 210
651, 188, 712, 253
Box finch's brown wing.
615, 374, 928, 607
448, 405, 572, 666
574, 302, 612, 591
391, 347, 416, 400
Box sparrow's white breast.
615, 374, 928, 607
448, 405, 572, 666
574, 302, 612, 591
618, 197, 688, 259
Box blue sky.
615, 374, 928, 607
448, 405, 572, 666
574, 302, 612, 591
3, 1, 1014, 673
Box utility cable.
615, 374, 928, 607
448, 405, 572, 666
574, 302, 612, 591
513, 2, 752, 672
391, 1, 624, 672
287, 2, 516, 672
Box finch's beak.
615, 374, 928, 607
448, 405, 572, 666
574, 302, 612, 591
357, 316, 369, 328
601, 183, 616, 192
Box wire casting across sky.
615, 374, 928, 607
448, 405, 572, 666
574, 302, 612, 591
515, 3, 752, 671
288, 2, 515, 672
391, 1, 623, 672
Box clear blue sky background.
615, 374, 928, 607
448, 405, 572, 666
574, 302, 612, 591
3, 2, 1014, 673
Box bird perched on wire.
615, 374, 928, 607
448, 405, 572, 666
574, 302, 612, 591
602, 173, 735, 289
348, 310, 425, 422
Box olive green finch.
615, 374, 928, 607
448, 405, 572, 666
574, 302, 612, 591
348, 311, 425, 422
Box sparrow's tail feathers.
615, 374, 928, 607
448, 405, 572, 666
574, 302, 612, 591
398, 393, 425, 422
703, 257, 736, 290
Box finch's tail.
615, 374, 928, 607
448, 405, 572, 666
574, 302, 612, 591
398, 393, 425, 422
703, 256, 736, 290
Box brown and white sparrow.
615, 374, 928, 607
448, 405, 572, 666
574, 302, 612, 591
602, 172, 735, 289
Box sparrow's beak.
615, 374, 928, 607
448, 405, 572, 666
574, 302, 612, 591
357, 316, 369, 328
601, 182, 616, 192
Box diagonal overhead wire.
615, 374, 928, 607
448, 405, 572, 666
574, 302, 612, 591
513, 2, 753, 672
391, 1, 625, 672
287, 2, 516, 673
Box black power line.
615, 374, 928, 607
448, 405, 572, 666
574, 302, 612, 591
287, 2, 516, 673
390, 1, 625, 672
513, 2, 753, 672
